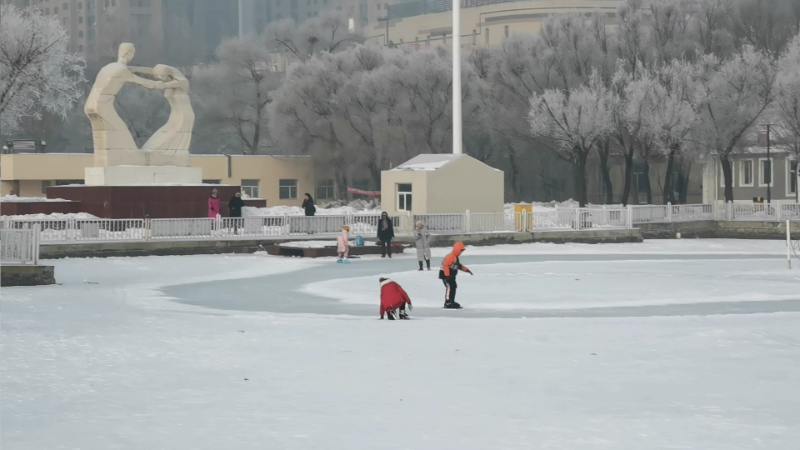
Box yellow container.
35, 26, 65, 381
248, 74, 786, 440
513, 204, 533, 231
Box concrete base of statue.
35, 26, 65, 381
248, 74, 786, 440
85, 166, 202, 186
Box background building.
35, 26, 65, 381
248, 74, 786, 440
364, 0, 618, 48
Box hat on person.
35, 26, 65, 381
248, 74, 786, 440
416, 220, 423, 227
379, 277, 388, 283
342, 225, 350, 231
211, 188, 218, 195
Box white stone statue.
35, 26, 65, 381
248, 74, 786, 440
83, 43, 201, 185
140, 64, 193, 167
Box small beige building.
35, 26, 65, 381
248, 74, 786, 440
381, 154, 504, 215
0, 153, 318, 207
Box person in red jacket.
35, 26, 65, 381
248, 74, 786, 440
439, 242, 473, 309
379, 277, 412, 320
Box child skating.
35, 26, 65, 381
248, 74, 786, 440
379, 277, 412, 320
337, 225, 350, 263
439, 242, 473, 309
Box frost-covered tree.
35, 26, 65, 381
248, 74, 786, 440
773, 34, 800, 201
192, 36, 281, 154
692, 46, 777, 202
528, 73, 615, 206
0, 5, 85, 132
628, 60, 702, 203
265, 12, 364, 62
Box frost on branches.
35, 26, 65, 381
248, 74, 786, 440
528, 73, 614, 206
0, 6, 85, 132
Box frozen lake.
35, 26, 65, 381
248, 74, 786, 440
2, 240, 799, 449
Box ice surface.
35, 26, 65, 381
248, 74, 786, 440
2, 240, 799, 450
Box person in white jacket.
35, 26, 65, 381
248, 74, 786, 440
337, 225, 350, 263
414, 221, 431, 271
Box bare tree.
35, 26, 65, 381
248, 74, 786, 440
528, 73, 615, 206
692, 46, 777, 202
265, 12, 365, 62
0, 5, 85, 132
192, 36, 281, 155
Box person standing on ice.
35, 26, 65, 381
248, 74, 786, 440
337, 225, 350, 263
228, 191, 245, 234
377, 212, 394, 258
379, 277, 412, 320
439, 242, 473, 309
414, 220, 431, 271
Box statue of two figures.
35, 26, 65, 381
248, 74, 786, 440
85, 43, 193, 169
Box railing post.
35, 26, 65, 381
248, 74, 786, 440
627, 205, 633, 228
726, 201, 733, 221
33, 224, 41, 265
465, 210, 470, 234
144, 216, 151, 241
575, 208, 581, 231
666, 202, 672, 223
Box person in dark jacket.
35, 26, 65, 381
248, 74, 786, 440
301, 193, 316, 216
229, 192, 245, 234
377, 212, 395, 258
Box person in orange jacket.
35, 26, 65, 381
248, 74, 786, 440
438, 242, 473, 309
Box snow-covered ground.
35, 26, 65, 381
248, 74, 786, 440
2, 240, 799, 449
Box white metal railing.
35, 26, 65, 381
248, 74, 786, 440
630, 205, 669, 224
73, 218, 146, 242
2, 203, 797, 245
781, 204, 800, 221
1, 224, 40, 265
414, 214, 465, 234
729, 202, 779, 221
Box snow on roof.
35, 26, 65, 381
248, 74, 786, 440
391, 154, 463, 171
0, 195, 72, 203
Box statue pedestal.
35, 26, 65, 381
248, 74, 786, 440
85, 166, 202, 186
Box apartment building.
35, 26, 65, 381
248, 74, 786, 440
8, 0, 164, 62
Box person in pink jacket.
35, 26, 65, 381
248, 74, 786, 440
208, 188, 221, 218
336, 225, 350, 264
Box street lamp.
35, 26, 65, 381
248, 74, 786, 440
377, 16, 390, 47
760, 124, 774, 204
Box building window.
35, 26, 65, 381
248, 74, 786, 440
42, 181, 52, 192
397, 183, 412, 211
55, 180, 84, 186
788, 160, 798, 196
79, 30, 84, 37
87, 28, 95, 40
759, 158, 773, 187
79, 44, 84, 51
112, 0, 116, 5
63, 2, 68, 10
87, 15, 95, 27
241, 179, 260, 198
62, 17, 68, 25
202, 179, 221, 184
351, 179, 370, 200
105, 0, 109, 6
377, 2, 380, 9
740, 159, 753, 187
79, 16, 83, 23
316, 180, 334, 200
78, 2, 83, 10
53, 7, 58, 13
279, 179, 297, 199
87, 0, 94, 13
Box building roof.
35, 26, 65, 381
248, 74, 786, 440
391, 154, 464, 171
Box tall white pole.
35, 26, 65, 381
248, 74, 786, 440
452, 0, 462, 154
238, 0, 245, 38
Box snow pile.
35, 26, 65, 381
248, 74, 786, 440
505, 199, 581, 211
0, 195, 71, 203
244, 199, 382, 217
4, 212, 97, 220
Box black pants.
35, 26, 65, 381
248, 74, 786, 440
231, 216, 242, 233
442, 277, 457, 303
380, 239, 392, 257
386, 303, 406, 320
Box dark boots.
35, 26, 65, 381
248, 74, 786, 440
443, 301, 462, 309
418, 261, 424, 271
